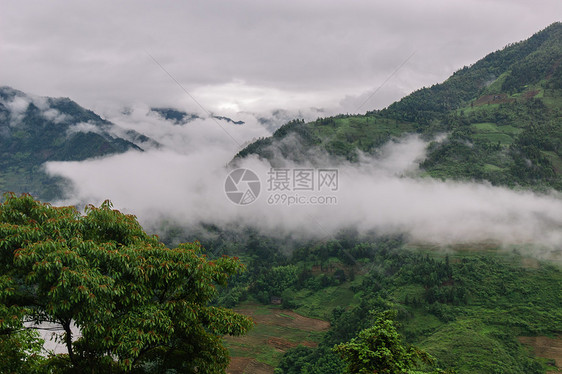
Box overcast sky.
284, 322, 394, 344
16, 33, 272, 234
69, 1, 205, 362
1, 0, 560, 118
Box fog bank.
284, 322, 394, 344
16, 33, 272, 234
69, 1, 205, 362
46, 112, 562, 258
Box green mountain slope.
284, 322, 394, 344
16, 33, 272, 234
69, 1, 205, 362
222, 23, 562, 374
0, 87, 152, 200
2, 23, 561, 373
235, 22, 562, 190
165, 226, 562, 374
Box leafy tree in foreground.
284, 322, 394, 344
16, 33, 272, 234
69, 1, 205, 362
0, 325, 44, 373
0, 193, 252, 373
333, 310, 449, 374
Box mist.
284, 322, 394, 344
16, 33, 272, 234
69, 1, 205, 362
45, 111, 562, 258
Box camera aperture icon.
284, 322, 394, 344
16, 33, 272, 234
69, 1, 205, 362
225, 168, 261, 205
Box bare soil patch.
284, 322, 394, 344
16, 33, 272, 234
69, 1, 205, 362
227, 357, 274, 374
245, 360, 275, 374
267, 337, 318, 352
474, 94, 514, 106
521, 257, 540, 269
235, 307, 330, 332
523, 90, 540, 99
228, 357, 254, 374
518, 336, 562, 371
268, 337, 298, 351
226, 305, 330, 373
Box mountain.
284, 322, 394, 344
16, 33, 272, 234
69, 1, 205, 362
234, 22, 562, 190
0, 87, 154, 200
150, 107, 245, 125
2, 24, 562, 374
149, 107, 201, 125
213, 115, 245, 125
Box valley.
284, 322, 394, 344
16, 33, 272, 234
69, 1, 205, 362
1, 21, 562, 374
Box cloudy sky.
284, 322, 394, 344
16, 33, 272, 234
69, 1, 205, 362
1, 0, 561, 117
3, 1, 562, 254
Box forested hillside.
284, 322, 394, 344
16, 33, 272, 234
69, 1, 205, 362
1, 23, 562, 374
235, 22, 562, 191
0, 87, 155, 200
220, 23, 562, 373
143, 219, 561, 374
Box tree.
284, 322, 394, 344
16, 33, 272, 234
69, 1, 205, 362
0, 325, 44, 373
0, 193, 253, 373
333, 310, 438, 374
251, 265, 298, 302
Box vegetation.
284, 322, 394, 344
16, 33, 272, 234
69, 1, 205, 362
0, 193, 252, 373
151, 226, 562, 373
333, 310, 437, 374
3, 22, 562, 374
150, 108, 200, 125
234, 22, 562, 191
0, 87, 144, 201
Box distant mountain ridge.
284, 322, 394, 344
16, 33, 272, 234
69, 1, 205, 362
234, 22, 562, 191
149, 107, 201, 125
0, 88, 250, 201
150, 107, 245, 125
0, 87, 154, 200
378, 21, 562, 124
2, 23, 562, 200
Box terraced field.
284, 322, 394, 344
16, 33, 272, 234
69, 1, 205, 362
225, 303, 330, 374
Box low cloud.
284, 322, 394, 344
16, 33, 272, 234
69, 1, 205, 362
1, 90, 72, 126
66, 121, 104, 136
43, 108, 69, 124
45, 116, 562, 259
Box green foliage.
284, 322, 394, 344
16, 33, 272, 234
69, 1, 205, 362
174, 24, 562, 372
419, 97, 562, 189
252, 265, 299, 301
420, 319, 543, 374
379, 23, 562, 125
0, 328, 45, 373
0, 87, 142, 200
0, 193, 252, 373
202, 227, 561, 373
333, 310, 435, 374
310, 115, 415, 161
234, 23, 562, 191
275, 345, 344, 374
233, 119, 321, 165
